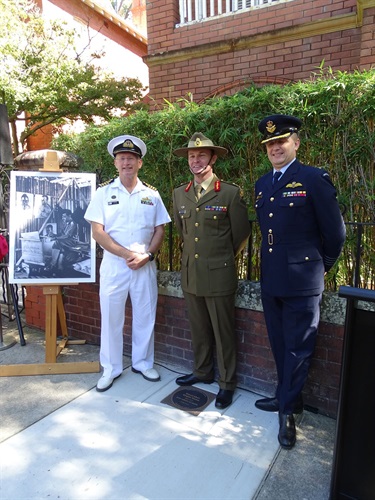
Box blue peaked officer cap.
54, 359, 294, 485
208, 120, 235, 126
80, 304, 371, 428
258, 114, 302, 144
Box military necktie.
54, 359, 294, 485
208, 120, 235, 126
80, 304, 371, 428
272, 171, 282, 185
195, 184, 204, 200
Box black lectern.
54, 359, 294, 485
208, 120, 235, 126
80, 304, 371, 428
330, 286, 375, 499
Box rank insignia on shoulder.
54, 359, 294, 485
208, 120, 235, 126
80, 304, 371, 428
220, 180, 243, 195
99, 178, 115, 187
285, 182, 303, 188
143, 181, 158, 191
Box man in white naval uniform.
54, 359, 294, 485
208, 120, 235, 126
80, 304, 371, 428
85, 135, 171, 392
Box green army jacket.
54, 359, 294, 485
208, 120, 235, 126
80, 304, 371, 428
173, 174, 250, 297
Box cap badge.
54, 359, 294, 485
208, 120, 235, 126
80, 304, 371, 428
266, 121, 276, 133
194, 138, 202, 147
123, 139, 135, 149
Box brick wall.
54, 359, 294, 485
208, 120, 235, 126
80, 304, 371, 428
24, 273, 345, 418
144, 0, 375, 105
26, 124, 54, 152
360, 6, 375, 66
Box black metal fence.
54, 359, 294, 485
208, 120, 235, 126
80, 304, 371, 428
163, 220, 375, 291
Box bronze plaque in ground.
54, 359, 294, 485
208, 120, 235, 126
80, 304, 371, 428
161, 387, 216, 416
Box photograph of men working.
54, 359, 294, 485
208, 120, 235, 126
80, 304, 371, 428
8, 171, 96, 284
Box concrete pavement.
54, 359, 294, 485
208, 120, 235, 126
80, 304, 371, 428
0, 320, 335, 499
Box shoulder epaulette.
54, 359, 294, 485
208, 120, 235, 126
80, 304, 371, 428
175, 181, 193, 191
99, 178, 115, 188
143, 181, 158, 191
220, 179, 241, 188
220, 179, 244, 197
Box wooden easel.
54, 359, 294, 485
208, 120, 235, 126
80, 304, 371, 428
0, 152, 100, 376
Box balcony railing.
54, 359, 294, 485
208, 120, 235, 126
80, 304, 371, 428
178, 0, 286, 26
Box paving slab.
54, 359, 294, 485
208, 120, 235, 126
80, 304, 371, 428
0, 320, 336, 500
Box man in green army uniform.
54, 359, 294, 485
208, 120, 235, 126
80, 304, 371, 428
173, 132, 251, 409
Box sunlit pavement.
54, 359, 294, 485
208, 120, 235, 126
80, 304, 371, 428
0, 326, 335, 500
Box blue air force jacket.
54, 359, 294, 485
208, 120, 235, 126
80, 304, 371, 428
254, 159, 346, 297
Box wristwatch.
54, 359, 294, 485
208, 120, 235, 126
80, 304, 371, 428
147, 251, 155, 261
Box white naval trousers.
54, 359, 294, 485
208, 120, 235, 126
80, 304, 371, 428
99, 253, 158, 378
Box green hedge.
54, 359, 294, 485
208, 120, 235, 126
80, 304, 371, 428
53, 68, 375, 289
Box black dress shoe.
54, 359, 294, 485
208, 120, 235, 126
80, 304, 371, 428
215, 389, 234, 409
255, 397, 279, 412
278, 412, 296, 449
176, 373, 214, 386
255, 397, 304, 414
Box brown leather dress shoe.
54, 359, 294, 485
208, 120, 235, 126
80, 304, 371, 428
278, 412, 296, 449
176, 373, 214, 386
215, 389, 234, 409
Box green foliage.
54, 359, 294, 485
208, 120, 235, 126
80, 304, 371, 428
53, 67, 375, 289
0, 0, 146, 155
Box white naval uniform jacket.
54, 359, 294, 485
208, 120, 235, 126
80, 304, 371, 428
85, 177, 171, 255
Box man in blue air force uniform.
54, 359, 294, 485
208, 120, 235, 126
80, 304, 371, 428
173, 133, 250, 410
254, 115, 346, 449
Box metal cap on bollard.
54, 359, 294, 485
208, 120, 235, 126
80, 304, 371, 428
14, 149, 83, 171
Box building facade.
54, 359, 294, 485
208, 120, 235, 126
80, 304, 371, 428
144, 0, 375, 105
27, 0, 148, 151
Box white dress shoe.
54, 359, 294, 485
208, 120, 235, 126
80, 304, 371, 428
96, 374, 121, 392
132, 367, 160, 382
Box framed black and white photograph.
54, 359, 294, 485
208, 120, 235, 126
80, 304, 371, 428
9, 171, 97, 284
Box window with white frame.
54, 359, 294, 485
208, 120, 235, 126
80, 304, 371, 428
178, 0, 286, 26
